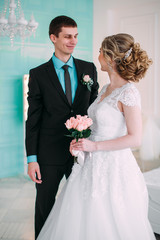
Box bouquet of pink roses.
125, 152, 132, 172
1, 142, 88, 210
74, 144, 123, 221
65, 115, 93, 142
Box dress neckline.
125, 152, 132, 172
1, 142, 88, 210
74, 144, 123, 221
98, 82, 131, 104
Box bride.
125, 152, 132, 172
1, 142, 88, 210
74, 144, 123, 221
37, 33, 155, 240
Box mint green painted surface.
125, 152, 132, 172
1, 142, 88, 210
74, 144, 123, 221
0, 0, 93, 178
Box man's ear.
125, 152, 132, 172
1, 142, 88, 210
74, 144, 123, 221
50, 34, 56, 44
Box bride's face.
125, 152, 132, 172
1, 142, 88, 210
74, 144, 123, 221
98, 49, 110, 72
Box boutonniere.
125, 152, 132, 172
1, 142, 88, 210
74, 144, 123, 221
81, 74, 93, 91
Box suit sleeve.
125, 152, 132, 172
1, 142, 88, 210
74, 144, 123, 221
25, 69, 43, 157
89, 63, 99, 105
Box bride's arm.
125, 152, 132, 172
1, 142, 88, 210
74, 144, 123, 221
70, 104, 142, 153
96, 104, 142, 151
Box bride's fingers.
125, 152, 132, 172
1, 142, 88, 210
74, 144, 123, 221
74, 143, 84, 149
71, 139, 76, 144
72, 142, 82, 148
77, 138, 84, 142
70, 140, 77, 147
69, 146, 74, 155
71, 139, 88, 151
72, 139, 85, 146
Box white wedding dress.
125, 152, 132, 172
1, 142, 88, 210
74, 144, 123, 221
37, 83, 156, 240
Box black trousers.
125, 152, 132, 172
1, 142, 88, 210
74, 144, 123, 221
35, 156, 74, 239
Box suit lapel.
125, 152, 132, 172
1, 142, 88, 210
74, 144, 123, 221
72, 58, 83, 106
46, 59, 70, 106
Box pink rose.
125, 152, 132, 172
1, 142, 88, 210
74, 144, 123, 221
85, 118, 93, 127
82, 123, 89, 130
72, 118, 79, 129
65, 119, 73, 129
70, 117, 76, 125
65, 117, 76, 129
65, 115, 92, 131
81, 115, 88, 120
76, 123, 85, 132
83, 75, 91, 83
76, 115, 81, 119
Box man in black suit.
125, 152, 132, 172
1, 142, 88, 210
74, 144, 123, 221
26, 15, 99, 239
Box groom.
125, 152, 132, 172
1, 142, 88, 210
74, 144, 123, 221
26, 15, 99, 239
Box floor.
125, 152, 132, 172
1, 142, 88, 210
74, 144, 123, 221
0, 175, 65, 240
0, 175, 35, 240
0, 152, 160, 240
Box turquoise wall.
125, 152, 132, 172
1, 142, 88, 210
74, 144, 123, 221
0, 0, 93, 178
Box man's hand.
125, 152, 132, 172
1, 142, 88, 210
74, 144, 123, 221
28, 162, 42, 184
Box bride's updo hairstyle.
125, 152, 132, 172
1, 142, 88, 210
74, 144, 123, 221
101, 33, 152, 82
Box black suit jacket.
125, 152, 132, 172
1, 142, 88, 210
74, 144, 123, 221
26, 57, 99, 165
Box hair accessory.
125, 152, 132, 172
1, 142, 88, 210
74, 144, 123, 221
124, 47, 132, 60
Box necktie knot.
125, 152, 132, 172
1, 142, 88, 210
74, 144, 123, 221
62, 65, 69, 71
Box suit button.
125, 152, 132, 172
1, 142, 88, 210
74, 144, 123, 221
71, 109, 73, 113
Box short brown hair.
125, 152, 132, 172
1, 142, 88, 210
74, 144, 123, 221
49, 15, 77, 37
101, 33, 152, 82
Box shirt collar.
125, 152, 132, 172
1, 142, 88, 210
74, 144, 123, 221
52, 53, 74, 69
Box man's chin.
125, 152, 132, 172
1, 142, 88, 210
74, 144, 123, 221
67, 47, 75, 53
65, 51, 74, 56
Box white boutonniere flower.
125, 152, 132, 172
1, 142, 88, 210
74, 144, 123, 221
81, 74, 93, 91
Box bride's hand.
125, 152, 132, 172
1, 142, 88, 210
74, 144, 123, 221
70, 139, 77, 155
71, 138, 97, 152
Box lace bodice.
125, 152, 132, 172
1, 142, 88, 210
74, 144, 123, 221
88, 83, 141, 141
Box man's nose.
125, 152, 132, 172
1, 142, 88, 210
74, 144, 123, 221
70, 37, 77, 44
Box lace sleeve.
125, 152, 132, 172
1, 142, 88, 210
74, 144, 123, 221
118, 85, 141, 109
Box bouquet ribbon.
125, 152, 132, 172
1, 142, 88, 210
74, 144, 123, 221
72, 150, 85, 166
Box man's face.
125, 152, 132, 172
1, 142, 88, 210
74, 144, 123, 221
50, 27, 78, 57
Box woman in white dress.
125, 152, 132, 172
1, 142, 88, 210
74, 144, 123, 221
37, 33, 155, 240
